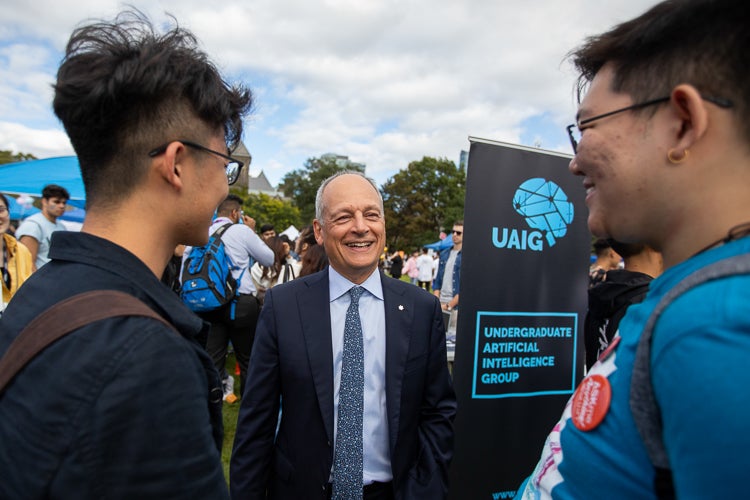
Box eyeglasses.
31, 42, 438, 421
566, 95, 733, 154
148, 140, 246, 185
452, 230, 463, 236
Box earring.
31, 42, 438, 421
667, 149, 689, 164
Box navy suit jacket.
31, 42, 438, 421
230, 269, 456, 499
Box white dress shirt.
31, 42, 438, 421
328, 266, 392, 484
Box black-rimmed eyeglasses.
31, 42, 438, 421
565, 95, 733, 154
148, 140, 246, 185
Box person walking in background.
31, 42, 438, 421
299, 242, 328, 277
279, 233, 299, 261
0, 10, 252, 497
193, 194, 274, 403
403, 250, 419, 285
0, 193, 33, 312
416, 247, 434, 290
250, 235, 299, 302
433, 221, 463, 312
389, 249, 403, 279
295, 224, 318, 260
584, 240, 663, 370
517, 0, 750, 497
432, 252, 440, 287
15, 184, 69, 270
259, 223, 276, 241
588, 237, 621, 287
230, 171, 456, 499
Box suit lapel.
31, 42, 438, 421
299, 272, 335, 443
381, 272, 414, 453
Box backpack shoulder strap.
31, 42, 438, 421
630, 252, 750, 498
211, 222, 238, 267
0, 290, 175, 395
282, 262, 294, 283
212, 222, 234, 239
183, 222, 236, 271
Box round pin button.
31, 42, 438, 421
571, 374, 611, 431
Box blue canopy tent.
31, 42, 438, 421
59, 206, 86, 223
0, 156, 87, 224
424, 234, 453, 251
0, 156, 86, 209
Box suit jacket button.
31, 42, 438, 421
327, 440, 331, 447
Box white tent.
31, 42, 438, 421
280, 224, 299, 241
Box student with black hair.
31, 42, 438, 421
0, 10, 253, 497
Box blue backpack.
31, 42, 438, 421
180, 223, 240, 313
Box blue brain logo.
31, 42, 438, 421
513, 178, 574, 247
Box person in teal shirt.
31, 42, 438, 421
517, 0, 750, 497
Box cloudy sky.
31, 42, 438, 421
1, 0, 659, 187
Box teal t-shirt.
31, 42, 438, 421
517, 235, 750, 499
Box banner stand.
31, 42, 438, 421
448, 138, 589, 499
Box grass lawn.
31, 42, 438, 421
221, 353, 241, 484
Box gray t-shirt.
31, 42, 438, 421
439, 249, 459, 304
15, 213, 67, 269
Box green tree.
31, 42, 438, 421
381, 156, 465, 252
233, 188, 302, 232
0, 150, 37, 164
278, 156, 365, 224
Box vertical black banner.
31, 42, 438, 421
448, 138, 589, 499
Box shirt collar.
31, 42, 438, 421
212, 216, 233, 225
49, 231, 206, 338
328, 265, 383, 302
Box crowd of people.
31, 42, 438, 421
1, 0, 748, 498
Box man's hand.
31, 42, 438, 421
242, 215, 256, 230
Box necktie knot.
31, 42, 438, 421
349, 286, 364, 304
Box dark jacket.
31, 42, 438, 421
390, 254, 404, 279
230, 269, 456, 499
584, 269, 653, 370
0, 231, 228, 499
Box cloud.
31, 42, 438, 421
0, 0, 660, 185
0, 121, 73, 158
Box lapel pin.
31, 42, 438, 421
398, 305, 404, 311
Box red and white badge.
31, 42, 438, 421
571, 374, 611, 431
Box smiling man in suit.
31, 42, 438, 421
230, 171, 456, 500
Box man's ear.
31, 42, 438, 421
231, 208, 241, 223
152, 141, 186, 190
313, 219, 324, 245
668, 84, 709, 152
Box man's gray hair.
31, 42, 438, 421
315, 170, 383, 225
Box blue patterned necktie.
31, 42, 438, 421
332, 286, 365, 500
